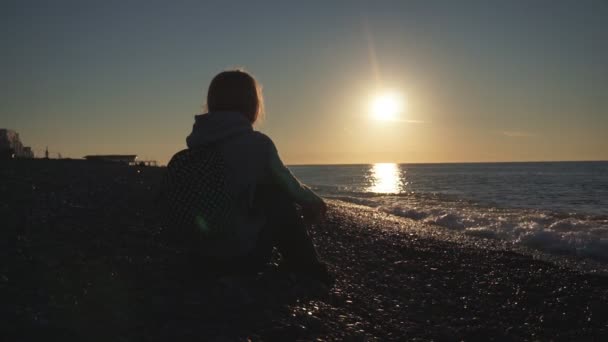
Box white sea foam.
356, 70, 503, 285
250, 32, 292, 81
328, 195, 608, 261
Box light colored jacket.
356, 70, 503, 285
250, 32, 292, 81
186, 111, 323, 256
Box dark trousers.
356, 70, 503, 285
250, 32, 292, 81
204, 185, 322, 275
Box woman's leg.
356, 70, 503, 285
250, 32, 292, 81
253, 185, 327, 274
194, 185, 320, 276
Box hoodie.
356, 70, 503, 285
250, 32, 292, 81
186, 111, 323, 257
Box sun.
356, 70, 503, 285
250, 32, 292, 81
370, 92, 405, 121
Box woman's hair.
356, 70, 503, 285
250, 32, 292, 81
206, 69, 264, 124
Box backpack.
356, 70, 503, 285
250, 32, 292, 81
163, 147, 234, 244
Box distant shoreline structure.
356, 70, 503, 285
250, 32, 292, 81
3, 157, 158, 167
84, 154, 158, 167
84, 154, 137, 164
0, 129, 34, 159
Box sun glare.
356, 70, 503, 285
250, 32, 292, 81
368, 163, 404, 193
371, 92, 405, 121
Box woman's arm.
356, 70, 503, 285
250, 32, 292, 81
266, 138, 327, 221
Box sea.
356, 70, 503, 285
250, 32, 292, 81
289, 161, 608, 262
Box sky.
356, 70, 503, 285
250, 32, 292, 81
1, 0, 607, 165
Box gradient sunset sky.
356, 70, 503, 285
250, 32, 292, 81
2, 0, 606, 165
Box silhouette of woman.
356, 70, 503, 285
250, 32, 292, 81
182, 69, 330, 283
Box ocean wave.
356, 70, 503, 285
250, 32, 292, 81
327, 195, 608, 262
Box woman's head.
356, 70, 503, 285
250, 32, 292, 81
206, 69, 264, 124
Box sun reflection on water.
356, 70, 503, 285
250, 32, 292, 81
368, 163, 405, 194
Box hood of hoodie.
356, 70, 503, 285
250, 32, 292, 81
186, 111, 253, 148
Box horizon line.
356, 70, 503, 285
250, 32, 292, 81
286, 159, 608, 167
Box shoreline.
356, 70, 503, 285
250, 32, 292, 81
326, 199, 608, 277
313, 200, 608, 340
2, 160, 607, 340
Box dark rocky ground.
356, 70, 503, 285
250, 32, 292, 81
1, 159, 608, 341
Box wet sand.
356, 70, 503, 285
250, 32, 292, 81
2, 159, 607, 341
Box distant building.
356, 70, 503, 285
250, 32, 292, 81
0, 129, 34, 159
84, 155, 137, 164
23, 146, 33, 158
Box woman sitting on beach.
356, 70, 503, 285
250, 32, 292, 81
168, 69, 330, 284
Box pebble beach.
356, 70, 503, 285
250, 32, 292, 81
2, 159, 607, 341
